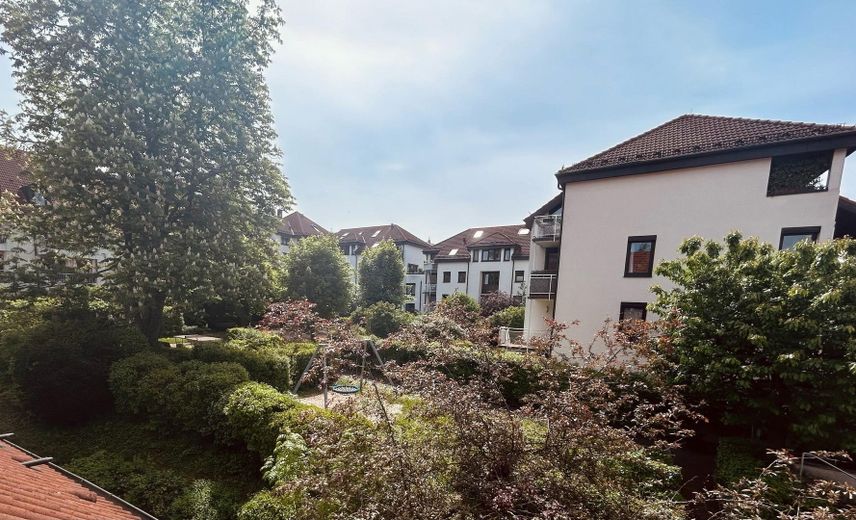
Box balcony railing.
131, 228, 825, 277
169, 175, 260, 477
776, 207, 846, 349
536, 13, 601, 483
533, 215, 562, 241
529, 272, 557, 299
423, 283, 437, 293
497, 327, 548, 350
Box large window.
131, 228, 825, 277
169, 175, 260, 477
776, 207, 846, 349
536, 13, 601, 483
503, 248, 512, 261
779, 226, 820, 250
457, 271, 466, 283
480, 271, 500, 294
481, 248, 502, 262
514, 270, 525, 283
405, 283, 416, 297
442, 271, 451, 283
624, 236, 656, 277
544, 247, 560, 271
619, 302, 647, 321
767, 151, 832, 196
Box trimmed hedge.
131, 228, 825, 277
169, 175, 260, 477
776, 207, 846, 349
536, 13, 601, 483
192, 329, 292, 391
110, 353, 250, 435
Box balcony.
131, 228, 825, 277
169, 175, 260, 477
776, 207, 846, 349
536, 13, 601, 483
497, 327, 548, 350
424, 259, 435, 271
533, 215, 561, 244
529, 272, 557, 299
423, 283, 437, 293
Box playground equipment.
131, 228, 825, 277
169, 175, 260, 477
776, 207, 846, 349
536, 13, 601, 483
291, 339, 387, 408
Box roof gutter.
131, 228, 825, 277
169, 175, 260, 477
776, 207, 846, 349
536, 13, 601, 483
556, 131, 856, 186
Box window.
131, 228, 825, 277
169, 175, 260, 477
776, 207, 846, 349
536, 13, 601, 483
619, 302, 647, 321
481, 248, 502, 261
624, 236, 656, 277
441, 294, 449, 300
457, 271, 466, 283
442, 271, 451, 283
280, 235, 289, 245
449, 248, 459, 256
544, 247, 560, 271
407, 263, 420, 274
514, 270, 525, 283
503, 248, 512, 261
0, 235, 6, 244
405, 283, 416, 297
472, 250, 479, 262
779, 226, 820, 250
405, 303, 416, 312
481, 271, 500, 294
767, 151, 832, 196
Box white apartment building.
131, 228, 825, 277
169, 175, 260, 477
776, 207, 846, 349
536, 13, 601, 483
273, 211, 327, 254
522, 114, 856, 354
336, 224, 432, 312
423, 225, 531, 309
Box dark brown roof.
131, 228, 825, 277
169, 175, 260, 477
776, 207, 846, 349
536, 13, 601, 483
0, 150, 29, 196
336, 224, 431, 249
278, 211, 327, 237
0, 438, 155, 520
560, 114, 856, 177
523, 192, 563, 227
427, 224, 531, 261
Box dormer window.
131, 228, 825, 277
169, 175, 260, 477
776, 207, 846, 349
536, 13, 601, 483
767, 151, 832, 196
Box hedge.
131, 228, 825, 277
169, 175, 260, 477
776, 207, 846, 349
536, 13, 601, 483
715, 437, 763, 486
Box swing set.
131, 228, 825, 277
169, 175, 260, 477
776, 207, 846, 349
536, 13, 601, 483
291, 339, 388, 408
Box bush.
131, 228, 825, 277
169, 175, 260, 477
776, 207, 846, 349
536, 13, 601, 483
221, 382, 305, 456
258, 300, 323, 342
437, 292, 479, 314
238, 491, 299, 520
715, 437, 763, 486
354, 302, 412, 338
110, 354, 250, 435
284, 342, 317, 386
67, 451, 241, 520
478, 291, 515, 317
192, 329, 292, 390
162, 305, 185, 336
489, 306, 525, 328
9, 299, 147, 424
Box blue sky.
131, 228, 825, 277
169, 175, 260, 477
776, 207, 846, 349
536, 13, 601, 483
2, 0, 855, 241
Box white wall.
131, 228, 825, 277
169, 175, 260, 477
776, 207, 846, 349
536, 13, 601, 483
434, 252, 528, 302
554, 149, 847, 353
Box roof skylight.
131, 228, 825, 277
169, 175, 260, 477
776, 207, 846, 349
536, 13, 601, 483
372, 230, 381, 237
449, 248, 459, 255
473, 230, 484, 238
517, 228, 530, 235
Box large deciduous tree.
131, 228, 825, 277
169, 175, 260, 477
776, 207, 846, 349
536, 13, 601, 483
0, 0, 291, 343
280, 234, 352, 317
650, 232, 856, 450
357, 239, 404, 307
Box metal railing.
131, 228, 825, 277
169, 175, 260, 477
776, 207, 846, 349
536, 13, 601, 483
798, 452, 856, 486
498, 327, 548, 349
529, 272, 558, 299
533, 215, 562, 241
423, 283, 437, 293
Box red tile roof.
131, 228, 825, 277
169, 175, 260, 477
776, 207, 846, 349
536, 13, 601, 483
427, 224, 531, 261
0, 438, 155, 520
278, 211, 328, 237
0, 150, 29, 196
561, 114, 856, 175
336, 224, 431, 249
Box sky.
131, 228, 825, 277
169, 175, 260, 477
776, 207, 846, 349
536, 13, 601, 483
1, 0, 855, 242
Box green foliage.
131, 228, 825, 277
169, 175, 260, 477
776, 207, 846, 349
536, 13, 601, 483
238, 491, 299, 520
354, 301, 412, 338
651, 234, 856, 449
0, 0, 291, 343
285, 342, 318, 383
281, 234, 353, 317
357, 239, 405, 306
221, 382, 304, 456
437, 292, 480, 314
192, 328, 292, 390
162, 306, 185, 336
489, 305, 525, 328
7, 298, 147, 424
67, 451, 240, 520
110, 353, 249, 435
715, 437, 763, 486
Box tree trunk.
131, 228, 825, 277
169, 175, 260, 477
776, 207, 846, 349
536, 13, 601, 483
137, 292, 167, 346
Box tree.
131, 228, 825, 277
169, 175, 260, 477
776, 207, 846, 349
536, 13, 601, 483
280, 235, 352, 317
650, 232, 856, 450
357, 239, 404, 306
0, 0, 291, 343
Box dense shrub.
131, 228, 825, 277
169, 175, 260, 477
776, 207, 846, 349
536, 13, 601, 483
437, 292, 479, 315
162, 305, 185, 336
7, 298, 147, 424
478, 291, 515, 316
67, 451, 241, 520
715, 437, 763, 486
489, 305, 525, 328
221, 382, 305, 456
284, 342, 317, 385
279, 234, 353, 317
110, 353, 249, 435
354, 301, 412, 338
237, 491, 299, 520
258, 300, 323, 342
192, 329, 292, 390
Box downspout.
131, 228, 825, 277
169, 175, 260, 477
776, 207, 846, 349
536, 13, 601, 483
551, 185, 566, 321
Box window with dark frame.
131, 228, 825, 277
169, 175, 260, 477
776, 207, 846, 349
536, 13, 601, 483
503, 248, 512, 261
480, 271, 500, 294
481, 248, 502, 261
514, 270, 525, 282
472, 250, 479, 262
619, 302, 647, 321
442, 271, 451, 283
779, 226, 820, 250
405, 283, 416, 297
767, 151, 833, 196
624, 236, 656, 277
457, 271, 466, 283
